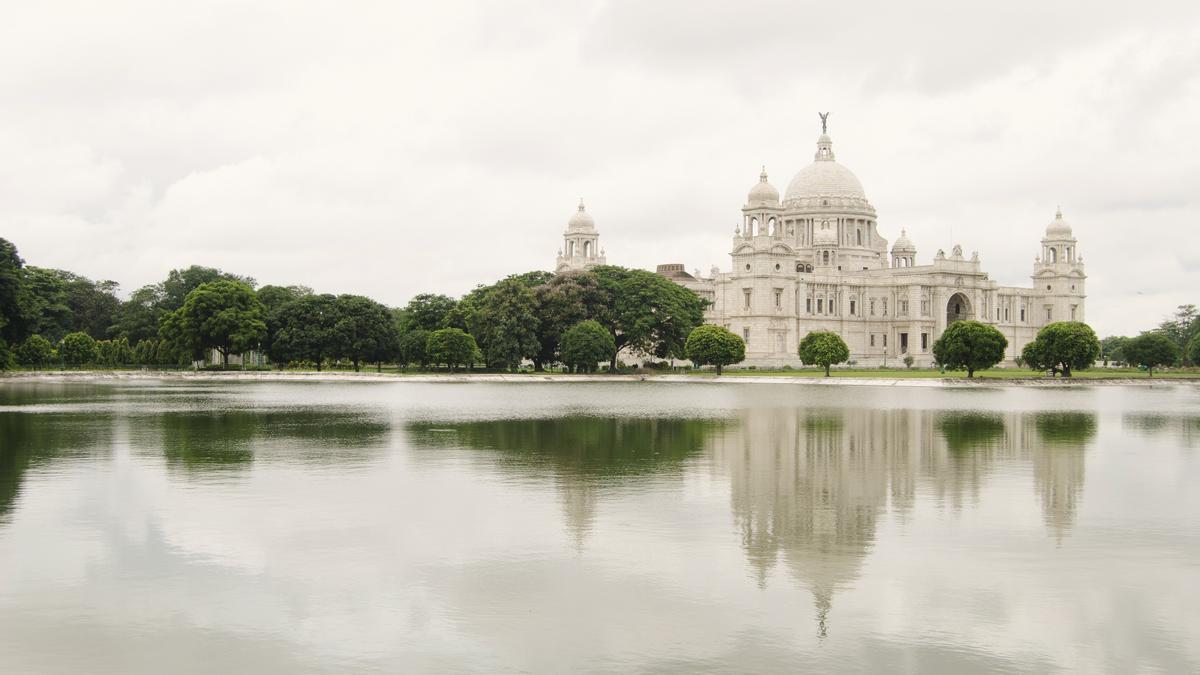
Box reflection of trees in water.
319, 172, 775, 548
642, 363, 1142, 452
407, 417, 722, 546
0, 412, 113, 521
134, 409, 390, 472
712, 406, 1096, 638
1122, 413, 1200, 448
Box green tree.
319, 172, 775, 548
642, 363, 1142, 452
58, 331, 99, 366
469, 279, 540, 371
161, 265, 255, 312
931, 320, 1007, 378
333, 294, 400, 371
427, 327, 478, 372
110, 284, 166, 344
132, 338, 157, 366
685, 324, 745, 375
15, 334, 55, 367
1099, 335, 1130, 366
1188, 333, 1200, 369
159, 280, 266, 368
1156, 304, 1199, 361
1021, 321, 1100, 377
1123, 332, 1180, 377
398, 329, 431, 368
97, 336, 133, 367
560, 320, 617, 373
592, 266, 707, 370
0, 238, 30, 346
257, 284, 313, 316
401, 293, 458, 332
531, 271, 609, 370
267, 294, 340, 370
798, 331, 850, 376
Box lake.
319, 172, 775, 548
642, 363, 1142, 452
1, 380, 1197, 673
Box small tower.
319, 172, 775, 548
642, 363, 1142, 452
742, 167, 783, 238
891, 229, 916, 268
555, 199, 606, 273
1032, 207, 1086, 324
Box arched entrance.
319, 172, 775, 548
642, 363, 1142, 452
946, 292, 972, 325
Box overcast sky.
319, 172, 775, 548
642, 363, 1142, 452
2, 1, 1198, 336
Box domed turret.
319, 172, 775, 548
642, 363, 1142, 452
1045, 207, 1073, 238
747, 166, 779, 206
891, 228, 916, 268
783, 131, 870, 208
567, 199, 595, 232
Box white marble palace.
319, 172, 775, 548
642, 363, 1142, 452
553, 117, 1087, 368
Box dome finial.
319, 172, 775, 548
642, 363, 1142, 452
818, 111, 829, 134
1056, 205, 1062, 220
578, 198, 586, 212
760, 165, 768, 182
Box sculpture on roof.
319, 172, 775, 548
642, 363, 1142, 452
818, 112, 830, 134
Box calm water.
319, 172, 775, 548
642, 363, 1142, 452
1, 381, 1198, 673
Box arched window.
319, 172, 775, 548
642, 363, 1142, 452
1048, 247, 1057, 263
768, 217, 776, 235
567, 241, 575, 256
822, 251, 830, 265
857, 229, 862, 245
751, 217, 759, 236
583, 241, 592, 257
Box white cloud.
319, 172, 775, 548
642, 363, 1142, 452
1, 1, 1198, 334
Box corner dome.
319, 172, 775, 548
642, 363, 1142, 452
783, 133, 869, 207
747, 167, 779, 206
892, 228, 915, 252
1045, 207, 1073, 238
567, 199, 595, 232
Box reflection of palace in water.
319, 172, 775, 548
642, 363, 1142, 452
709, 407, 1095, 636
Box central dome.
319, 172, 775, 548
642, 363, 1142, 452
783, 133, 869, 207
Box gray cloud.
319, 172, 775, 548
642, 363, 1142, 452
0, 1, 1198, 335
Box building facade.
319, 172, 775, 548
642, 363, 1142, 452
672, 123, 1086, 367
550, 121, 1086, 368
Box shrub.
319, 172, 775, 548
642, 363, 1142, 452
16, 334, 55, 368
58, 332, 99, 366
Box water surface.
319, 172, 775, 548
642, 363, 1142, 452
1, 380, 1197, 673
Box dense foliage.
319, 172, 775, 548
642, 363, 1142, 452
427, 328, 478, 372
932, 320, 1007, 377
15, 334, 55, 367
684, 325, 745, 375
559, 320, 617, 373
798, 331, 850, 376
1122, 332, 1179, 376
160, 280, 267, 367
58, 331, 99, 366
1021, 321, 1100, 377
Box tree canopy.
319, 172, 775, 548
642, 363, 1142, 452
15, 334, 55, 367
333, 294, 399, 371
685, 324, 745, 375
267, 294, 341, 370
593, 266, 707, 369
58, 331, 98, 366
1122, 332, 1179, 376
401, 293, 458, 332
1099, 335, 1130, 366
1021, 321, 1100, 377
468, 279, 540, 371
559, 320, 616, 373
427, 328, 478, 372
798, 331, 850, 376
160, 280, 266, 367
932, 320, 1007, 377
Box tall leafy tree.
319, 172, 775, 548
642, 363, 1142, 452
0, 238, 28, 348
267, 294, 340, 370
592, 266, 707, 370
1156, 304, 1199, 360
111, 284, 167, 344
257, 285, 312, 316
427, 328, 478, 372
932, 320, 1008, 378
58, 331, 99, 366
1188, 333, 1200, 369
159, 280, 266, 368
401, 293, 458, 332
1099, 335, 1130, 366
798, 331, 850, 377
531, 271, 610, 369
334, 294, 399, 371
1123, 332, 1179, 377
468, 279, 540, 371
1022, 321, 1100, 377
17, 267, 119, 341
685, 325, 745, 375
560, 320, 616, 373
160, 265, 255, 312
398, 329, 431, 368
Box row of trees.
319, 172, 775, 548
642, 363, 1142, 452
1098, 305, 1200, 374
